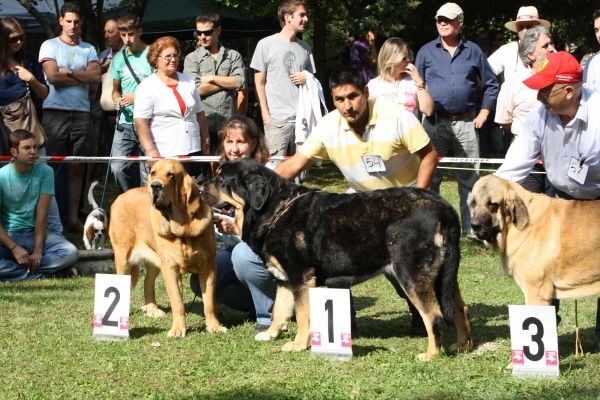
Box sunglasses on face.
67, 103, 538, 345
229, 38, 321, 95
9, 34, 25, 43
195, 29, 215, 37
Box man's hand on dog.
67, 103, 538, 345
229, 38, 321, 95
213, 214, 239, 236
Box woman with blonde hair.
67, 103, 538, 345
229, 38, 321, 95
367, 37, 434, 117
134, 36, 210, 177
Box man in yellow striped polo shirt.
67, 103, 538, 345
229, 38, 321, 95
275, 67, 437, 335
275, 67, 437, 191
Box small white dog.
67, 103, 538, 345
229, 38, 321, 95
83, 181, 108, 250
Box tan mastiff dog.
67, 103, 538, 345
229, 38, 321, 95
109, 159, 226, 337
470, 174, 600, 304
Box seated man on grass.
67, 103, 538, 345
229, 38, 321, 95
275, 67, 438, 334
0, 129, 79, 282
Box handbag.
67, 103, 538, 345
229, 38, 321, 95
100, 62, 115, 112
0, 83, 46, 148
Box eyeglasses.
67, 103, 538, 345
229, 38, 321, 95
538, 84, 567, 101
516, 23, 539, 32
9, 34, 25, 43
19, 145, 39, 152
195, 29, 215, 37
398, 54, 411, 62
159, 53, 181, 62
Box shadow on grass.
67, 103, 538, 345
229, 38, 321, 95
129, 326, 166, 338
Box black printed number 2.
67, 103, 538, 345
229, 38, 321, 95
324, 299, 334, 343
522, 317, 544, 361
102, 287, 121, 327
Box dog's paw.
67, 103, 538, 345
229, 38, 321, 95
141, 304, 166, 318
255, 331, 276, 341
417, 352, 436, 361
281, 341, 308, 352
167, 327, 186, 338
207, 324, 227, 333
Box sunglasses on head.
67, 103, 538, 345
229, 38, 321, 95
9, 34, 25, 43
195, 28, 215, 37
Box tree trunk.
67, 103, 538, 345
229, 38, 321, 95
17, 0, 55, 38
129, 0, 151, 20
310, 0, 327, 84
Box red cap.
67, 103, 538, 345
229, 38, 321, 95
523, 51, 583, 90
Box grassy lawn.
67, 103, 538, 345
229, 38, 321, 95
1, 162, 600, 399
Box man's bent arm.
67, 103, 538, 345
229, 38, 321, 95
30, 193, 51, 272
414, 142, 438, 189
274, 153, 315, 180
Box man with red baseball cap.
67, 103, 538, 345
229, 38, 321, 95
495, 51, 600, 350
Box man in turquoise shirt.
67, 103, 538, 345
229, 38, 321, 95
110, 13, 154, 193
0, 130, 79, 282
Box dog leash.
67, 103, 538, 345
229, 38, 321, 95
186, 292, 198, 316
267, 191, 312, 233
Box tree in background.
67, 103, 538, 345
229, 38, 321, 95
17, 0, 150, 50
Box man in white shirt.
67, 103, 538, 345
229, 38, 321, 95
487, 6, 551, 84
584, 10, 600, 92
495, 51, 600, 349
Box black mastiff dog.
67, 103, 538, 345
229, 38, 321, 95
200, 159, 472, 360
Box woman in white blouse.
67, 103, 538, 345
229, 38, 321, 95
134, 36, 209, 176
367, 38, 434, 117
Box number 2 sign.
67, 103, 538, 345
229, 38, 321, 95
509, 305, 559, 377
309, 288, 352, 360
92, 274, 131, 340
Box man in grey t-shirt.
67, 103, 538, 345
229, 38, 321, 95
250, 0, 315, 157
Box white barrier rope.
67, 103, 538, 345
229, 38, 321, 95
1, 155, 543, 173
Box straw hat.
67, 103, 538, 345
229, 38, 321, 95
504, 6, 551, 33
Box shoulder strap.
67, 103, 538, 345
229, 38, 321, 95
122, 48, 141, 85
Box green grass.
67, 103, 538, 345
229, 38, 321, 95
2, 162, 600, 399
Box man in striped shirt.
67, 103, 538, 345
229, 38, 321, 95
275, 67, 437, 191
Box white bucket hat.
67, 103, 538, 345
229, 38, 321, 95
505, 6, 551, 32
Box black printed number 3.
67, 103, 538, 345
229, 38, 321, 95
522, 317, 544, 361
102, 287, 121, 327
324, 299, 334, 343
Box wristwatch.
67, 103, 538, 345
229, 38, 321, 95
66, 68, 74, 77
204, 138, 211, 146
417, 81, 426, 90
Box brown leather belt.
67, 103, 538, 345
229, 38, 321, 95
436, 108, 474, 121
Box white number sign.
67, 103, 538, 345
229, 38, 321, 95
309, 288, 352, 360
92, 274, 131, 340
509, 305, 559, 377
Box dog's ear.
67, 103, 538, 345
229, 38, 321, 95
246, 174, 271, 211
180, 173, 202, 215
506, 189, 529, 230
85, 224, 95, 243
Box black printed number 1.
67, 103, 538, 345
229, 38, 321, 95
102, 287, 121, 327
324, 299, 334, 343
522, 317, 544, 361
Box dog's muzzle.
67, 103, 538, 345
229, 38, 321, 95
151, 181, 165, 207
471, 214, 498, 242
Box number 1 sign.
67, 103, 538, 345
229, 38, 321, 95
509, 305, 559, 377
309, 288, 352, 360
92, 274, 131, 340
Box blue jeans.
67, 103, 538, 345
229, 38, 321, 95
0, 231, 79, 282
110, 123, 148, 193
190, 248, 254, 313
232, 242, 277, 326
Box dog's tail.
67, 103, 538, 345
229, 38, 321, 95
88, 181, 99, 210
434, 221, 460, 327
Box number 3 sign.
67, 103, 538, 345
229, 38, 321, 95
509, 305, 559, 377
309, 288, 352, 360
92, 274, 131, 340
